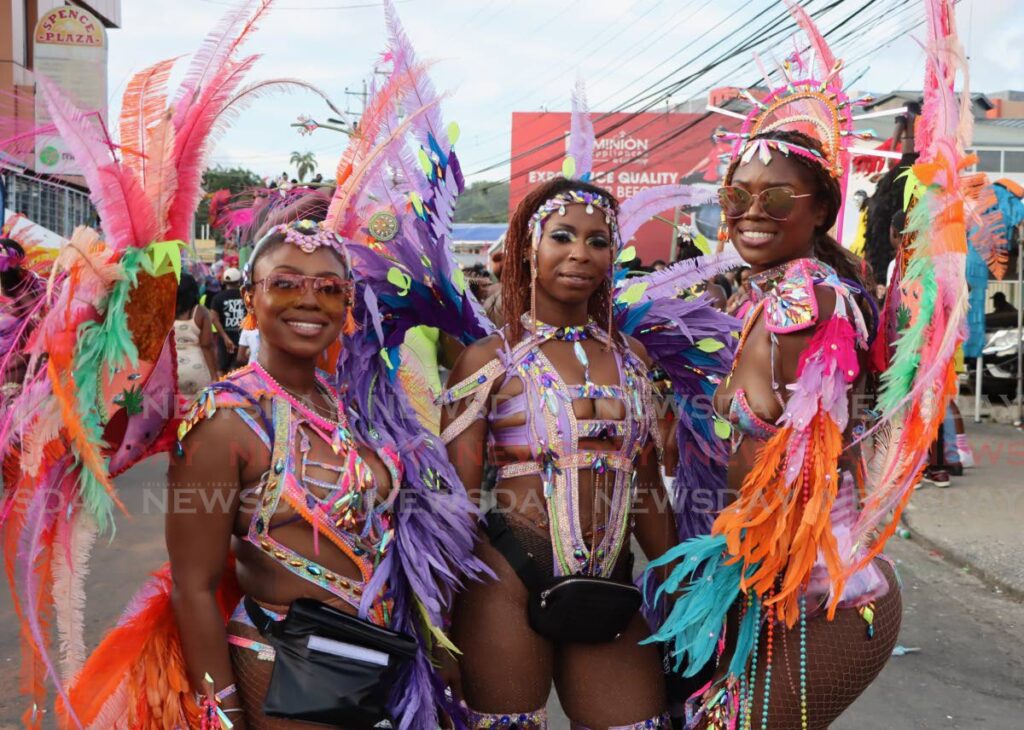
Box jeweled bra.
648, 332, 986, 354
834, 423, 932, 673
441, 318, 658, 578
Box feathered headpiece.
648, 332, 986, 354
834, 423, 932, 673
242, 218, 348, 287
708, 1, 905, 239
0, 1, 344, 725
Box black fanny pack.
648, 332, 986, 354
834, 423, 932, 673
244, 596, 417, 728
484, 510, 641, 644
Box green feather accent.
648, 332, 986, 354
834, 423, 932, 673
69, 247, 147, 534
877, 194, 938, 414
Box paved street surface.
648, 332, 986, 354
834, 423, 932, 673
2, 424, 1023, 728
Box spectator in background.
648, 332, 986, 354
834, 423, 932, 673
726, 266, 752, 317
713, 274, 732, 301
706, 282, 728, 311
651, 259, 667, 272
986, 291, 1019, 329
483, 245, 505, 326
209, 267, 245, 374
237, 326, 260, 366
173, 274, 217, 406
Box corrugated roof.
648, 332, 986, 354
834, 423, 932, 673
451, 223, 507, 241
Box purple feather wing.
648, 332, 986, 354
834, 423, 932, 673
616, 260, 740, 540
333, 318, 490, 730
617, 184, 716, 247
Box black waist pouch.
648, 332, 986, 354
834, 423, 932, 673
484, 510, 641, 644
244, 596, 417, 728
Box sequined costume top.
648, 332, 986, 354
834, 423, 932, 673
178, 365, 402, 626
440, 318, 658, 578
718, 257, 888, 612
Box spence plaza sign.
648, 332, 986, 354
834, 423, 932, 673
510, 111, 726, 262
33, 6, 108, 176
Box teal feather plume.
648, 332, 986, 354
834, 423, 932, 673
641, 534, 757, 677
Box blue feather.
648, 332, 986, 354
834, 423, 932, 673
642, 534, 758, 677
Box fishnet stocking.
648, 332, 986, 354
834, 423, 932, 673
692, 559, 901, 730
227, 615, 329, 730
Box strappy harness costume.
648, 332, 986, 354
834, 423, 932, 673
442, 318, 658, 579
178, 365, 402, 645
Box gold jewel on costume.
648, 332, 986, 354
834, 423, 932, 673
367, 211, 399, 242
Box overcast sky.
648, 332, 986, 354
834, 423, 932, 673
105, 0, 1023, 183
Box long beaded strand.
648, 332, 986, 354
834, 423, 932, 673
741, 597, 761, 730
800, 595, 809, 730
760, 602, 775, 730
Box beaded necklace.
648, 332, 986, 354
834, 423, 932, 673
251, 361, 355, 456
525, 315, 597, 385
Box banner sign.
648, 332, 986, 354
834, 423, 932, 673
510, 111, 729, 262
33, 6, 108, 176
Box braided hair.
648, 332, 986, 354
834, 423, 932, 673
502, 177, 620, 345
724, 130, 874, 292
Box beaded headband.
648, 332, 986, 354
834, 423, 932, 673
529, 190, 620, 251
706, 3, 906, 241
243, 219, 347, 286
737, 136, 828, 170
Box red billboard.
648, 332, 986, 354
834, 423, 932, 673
510, 111, 730, 263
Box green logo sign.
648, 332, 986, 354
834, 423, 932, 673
39, 145, 60, 167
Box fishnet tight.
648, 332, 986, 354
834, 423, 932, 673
694, 559, 902, 730
227, 614, 327, 730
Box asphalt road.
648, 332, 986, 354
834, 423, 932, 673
1, 456, 1022, 728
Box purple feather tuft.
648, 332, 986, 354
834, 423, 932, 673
568, 78, 595, 179
617, 185, 717, 246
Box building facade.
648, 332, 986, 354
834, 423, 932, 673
0, 1, 121, 240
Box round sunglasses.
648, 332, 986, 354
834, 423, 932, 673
718, 186, 813, 221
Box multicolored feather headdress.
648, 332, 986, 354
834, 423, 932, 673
708, 1, 905, 237
242, 218, 348, 286
0, 1, 344, 725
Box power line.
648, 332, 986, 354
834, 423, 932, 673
469, 0, 921, 191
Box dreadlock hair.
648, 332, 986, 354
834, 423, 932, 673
502, 177, 620, 345
725, 129, 874, 294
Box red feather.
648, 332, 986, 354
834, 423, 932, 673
167, 55, 260, 242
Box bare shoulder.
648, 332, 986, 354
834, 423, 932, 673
445, 333, 504, 386
621, 333, 652, 368
171, 405, 259, 480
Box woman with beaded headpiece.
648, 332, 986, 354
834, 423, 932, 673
431, 73, 738, 722
645, 2, 976, 727
0, 3, 486, 729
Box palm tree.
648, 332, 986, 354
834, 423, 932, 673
289, 151, 318, 182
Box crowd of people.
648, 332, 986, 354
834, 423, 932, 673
0, 1, 981, 729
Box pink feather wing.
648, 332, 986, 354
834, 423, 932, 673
166, 55, 260, 242
118, 57, 178, 184
785, 0, 836, 79
35, 76, 158, 251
